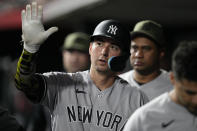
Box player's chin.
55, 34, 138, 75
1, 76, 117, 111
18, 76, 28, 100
134, 66, 146, 72
96, 65, 109, 72
132, 63, 145, 69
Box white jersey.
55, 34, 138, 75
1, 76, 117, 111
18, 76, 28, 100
40, 70, 148, 131
123, 92, 197, 131
119, 69, 173, 100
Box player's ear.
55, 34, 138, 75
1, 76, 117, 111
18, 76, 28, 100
169, 72, 175, 85
62, 50, 66, 56
159, 48, 165, 59
89, 42, 93, 55
130, 41, 133, 54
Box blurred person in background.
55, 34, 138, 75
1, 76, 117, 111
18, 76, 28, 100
120, 20, 172, 101
0, 57, 29, 130
0, 56, 47, 131
0, 106, 24, 131
61, 32, 90, 73
0, 56, 16, 112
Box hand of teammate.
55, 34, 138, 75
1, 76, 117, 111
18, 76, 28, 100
21, 2, 58, 53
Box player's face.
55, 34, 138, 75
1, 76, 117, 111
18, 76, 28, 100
89, 37, 121, 73
130, 37, 163, 75
62, 50, 90, 73
171, 73, 197, 116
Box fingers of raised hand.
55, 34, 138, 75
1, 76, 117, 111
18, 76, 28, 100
22, 2, 43, 23
37, 5, 43, 21
44, 27, 58, 38
26, 4, 31, 21
32, 2, 37, 20
21, 9, 26, 26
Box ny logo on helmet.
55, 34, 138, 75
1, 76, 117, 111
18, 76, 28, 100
107, 25, 118, 35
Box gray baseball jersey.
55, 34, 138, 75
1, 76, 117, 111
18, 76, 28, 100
40, 70, 148, 131
123, 92, 197, 131
119, 69, 173, 100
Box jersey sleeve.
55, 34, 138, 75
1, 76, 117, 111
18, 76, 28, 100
40, 72, 76, 112
14, 49, 45, 103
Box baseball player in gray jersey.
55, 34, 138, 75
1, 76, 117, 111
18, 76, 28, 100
14, 2, 148, 131
119, 20, 172, 100
123, 41, 197, 131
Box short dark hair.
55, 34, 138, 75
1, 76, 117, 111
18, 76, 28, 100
172, 41, 197, 81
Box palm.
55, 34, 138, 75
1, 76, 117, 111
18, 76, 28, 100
22, 19, 45, 44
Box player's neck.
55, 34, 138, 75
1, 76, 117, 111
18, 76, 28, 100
133, 70, 161, 84
169, 90, 179, 105
90, 70, 116, 91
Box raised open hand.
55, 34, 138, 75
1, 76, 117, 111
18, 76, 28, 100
22, 2, 58, 53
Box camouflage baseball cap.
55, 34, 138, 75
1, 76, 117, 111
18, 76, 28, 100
63, 32, 90, 53
130, 20, 165, 47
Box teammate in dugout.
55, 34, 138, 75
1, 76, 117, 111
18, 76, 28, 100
123, 41, 197, 131
119, 20, 173, 100
61, 32, 90, 73
15, 2, 148, 131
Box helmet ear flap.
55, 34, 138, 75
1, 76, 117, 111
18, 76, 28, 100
108, 53, 130, 72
